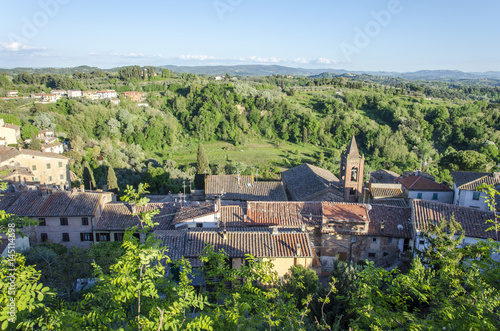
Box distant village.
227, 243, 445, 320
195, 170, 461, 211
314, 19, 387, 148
1, 89, 150, 107
1, 134, 498, 278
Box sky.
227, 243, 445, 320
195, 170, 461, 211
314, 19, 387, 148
0, 0, 499, 72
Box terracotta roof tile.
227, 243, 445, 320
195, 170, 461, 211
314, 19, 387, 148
412, 199, 497, 240
95, 202, 175, 231
368, 205, 412, 239
451, 171, 500, 191
370, 187, 405, 199
396, 176, 451, 191
172, 202, 216, 225
281, 163, 342, 201
205, 175, 287, 201
7, 191, 104, 217
246, 201, 322, 226
370, 169, 400, 184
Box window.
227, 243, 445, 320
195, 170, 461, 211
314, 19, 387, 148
473, 192, 480, 200
196, 223, 203, 228
417, 193, 422, 199
41, 233, 48, 242
60, 174, 64, 180
58, 162, 63, 168
383, 252, 389, 257
432, 193, 438, 200
60, 217, 68, 226
46, 163, 51, 169
372, 237, 377, 242
114, 233, 124, 242
82, 217, 89, 226
80, 233, 93, 241
95, 233, 110, 242
32, 165, 37, 171
368, 253, 376, 258
48, 176, 52, 181
34, 178, 39, 182
419, 240, 425, 245
62, 233, 70, 242
38, 218, 46, 226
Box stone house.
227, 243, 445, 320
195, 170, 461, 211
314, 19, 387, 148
5, 190, 112, 248
0, 147, 70, 188
0, 119, 21, 146
396, 172, 453, 204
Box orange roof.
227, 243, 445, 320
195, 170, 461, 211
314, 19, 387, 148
397, 176, 451, 191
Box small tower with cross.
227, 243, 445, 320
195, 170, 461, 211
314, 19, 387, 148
340, 136, 365, 202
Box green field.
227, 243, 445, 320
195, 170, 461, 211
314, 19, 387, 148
155, 139, 326, 171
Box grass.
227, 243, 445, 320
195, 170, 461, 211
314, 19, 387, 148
152, 139, 327, 170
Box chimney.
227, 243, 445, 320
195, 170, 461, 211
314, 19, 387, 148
222, 230, 227, 241
271, 227, 279, 236
243, 214, 247, 222
296, 243, 302, 256
18, 147, 22, 152
131, 204, 137, 214
301, 224, 306, 232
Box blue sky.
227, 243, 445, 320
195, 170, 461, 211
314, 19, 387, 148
0, 0, 498, 72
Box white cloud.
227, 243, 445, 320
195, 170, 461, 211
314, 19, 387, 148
0, 41, 39, 52
178, 54, 215, 61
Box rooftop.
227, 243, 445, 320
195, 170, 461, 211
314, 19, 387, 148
370, 169, 400, 184
205, 175, 287, 201
451, 171, 500, 190
281, 163, 342, 201
412, 199, 497, 240
95, 202, 175, 231
7, 191, 105, 217
368, 205, 412, 238
171, 202, 216, 226
396, 175, 451, 191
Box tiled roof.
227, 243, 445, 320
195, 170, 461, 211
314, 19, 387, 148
322, 202, 369, 222
172, 202, 216, 225
0, 148, 21, 163
370, 169, 400, 184
368, 205, 412, 239
0, 193, 22, 211
281, 163, 342, 201
7, 191, 104, 217
451, 171, 500, 191
4, 123, 20, 130
205, 175, 287, 201
451, 171, 492, 188
246, 201, 322, 227
369, 199, 408, 208
412, 199, 497, 240
155, 230, 187, 261
396, 176, 451, 191
0, 165, 33, 178
95, 202, 175, 231
370, 187, 405, 199
220, 204, 246, 226
184, 228, 313, 258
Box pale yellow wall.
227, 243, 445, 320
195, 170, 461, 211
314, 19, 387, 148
263, 257, 313, 278
0, 127, 19, 145
1, 153, 70, 187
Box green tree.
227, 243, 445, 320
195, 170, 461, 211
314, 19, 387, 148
82, 162, 96, 191
28, 132, 41, 151
196, 143, 210, 175
107, 166, 119, 192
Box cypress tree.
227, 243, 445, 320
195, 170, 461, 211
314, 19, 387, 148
83, 162, 96, 191
196, 144, 210, 175
107, 167, 119, 192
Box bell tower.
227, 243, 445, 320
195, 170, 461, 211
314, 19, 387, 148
340, 136, 365, 201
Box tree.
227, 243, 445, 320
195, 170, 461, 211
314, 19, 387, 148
107, 166, 119, 192
28, 131, 41, 151
196, 144, 209, 175
82, 162, 96, 191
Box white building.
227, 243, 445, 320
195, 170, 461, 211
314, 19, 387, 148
396, 172, 453, 204
68, 90, 83, 98
451, 171, 500, 210
171, 202, 219, 229
97, 90, 117, 99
